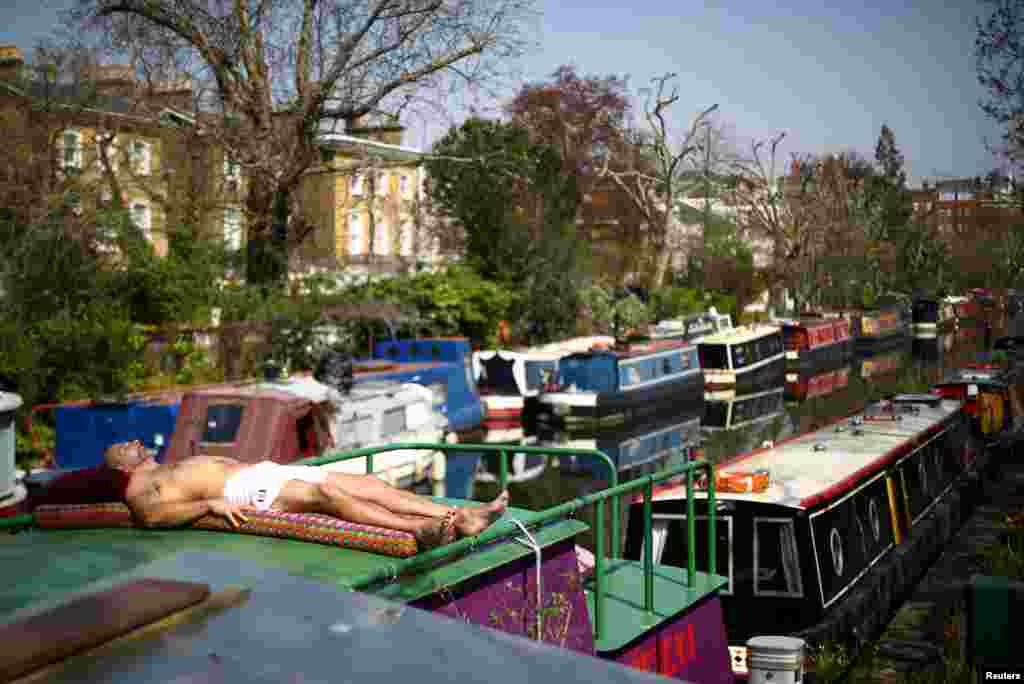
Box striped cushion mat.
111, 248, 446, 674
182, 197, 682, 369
34, 503, 419, 558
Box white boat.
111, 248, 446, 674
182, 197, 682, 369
698, 324, 785, 396
269, 375, 448, 489
650, 307, 733, 342
472, 336, 616, 426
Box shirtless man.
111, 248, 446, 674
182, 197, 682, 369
104, 441, 509, 549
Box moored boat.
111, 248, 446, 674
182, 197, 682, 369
779, 316, 853, 367
698, 325, 785, 397
161, 376, 447, 491
650, 307, 733, 342
911, 296, 957, 337
528, 338, 704, 429
2, 436, 736, 683
624, 394, 977, 677
843, 306, 908, 350
785, 364, 852, 404
931, 352, 1024, 439
356, 338, 483, 436
472, 350, 561, 428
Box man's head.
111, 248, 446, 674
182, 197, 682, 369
104, 440, 154, 472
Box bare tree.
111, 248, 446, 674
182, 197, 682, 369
598, 73, 717, 288
67, 0, 538, 283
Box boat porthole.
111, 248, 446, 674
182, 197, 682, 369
830, 528, 844, 577
869, 498, 881, 544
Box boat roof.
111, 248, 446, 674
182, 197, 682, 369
610, 338, 696, 358
0, 538, 669, 684
474, 349, 563, 362
697, 324, 781, 346
652, 396, 962, 510
0, 503, 582, 620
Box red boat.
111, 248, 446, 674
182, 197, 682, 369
780, 317, 854, 367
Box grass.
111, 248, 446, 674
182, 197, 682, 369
806, 605, 975, 683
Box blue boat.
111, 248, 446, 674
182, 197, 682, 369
527, 339, 704, 428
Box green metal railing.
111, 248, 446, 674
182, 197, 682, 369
3, 443, 719, 644
301, 442, 717, 641
301, 442, 627, 555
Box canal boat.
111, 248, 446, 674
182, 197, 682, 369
931, 352, 1024, 440
2, 434, 735, 683
624, 394, 975, 676
160, 376, 447, 491
698, 325, 785, 397
911, 296, 957, 337
650, 307, 734, 342
538, 409, 703, 480
778, 316, 853, 368
356, 338, 483, 436
946, 295, 981, 325
856, 347, 907, 382
702, 387, 786, 432
843, 306, 908, 350
527, 338, 704, 429
471, 349, 561, 428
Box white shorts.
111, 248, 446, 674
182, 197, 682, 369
222, 461, 328, 510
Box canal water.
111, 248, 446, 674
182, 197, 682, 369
469, 317, 1008, 552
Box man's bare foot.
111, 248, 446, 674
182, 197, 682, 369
454, 490, 510, 538
414, 511, 457, 550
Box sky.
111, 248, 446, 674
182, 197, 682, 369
0, 0, 1005, 186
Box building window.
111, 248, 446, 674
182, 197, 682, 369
376, 172, 388, 196
224, 155, 241, 188
372, 218, 389, 255
223, 207, 242, 251
349, 209, 363, 255
95, 135, 120, 173
60, 130, 83, 170
399, 220, 414, 256
130, 202, 152, 242
129, 140, 151, 175
350, 174, 364, 196
400, 175, 410, 197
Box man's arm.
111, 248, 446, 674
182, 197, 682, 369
130, 498, 214, 528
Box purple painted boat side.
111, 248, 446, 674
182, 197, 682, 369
608, 595, 734, 684
413, 539, 595, 655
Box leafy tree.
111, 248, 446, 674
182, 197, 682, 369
425, 117, 577, 281
977, 0, 1024, 166
68, 0, 536, 287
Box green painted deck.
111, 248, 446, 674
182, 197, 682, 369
0, 504, 585, 622
584, 559, 728, 652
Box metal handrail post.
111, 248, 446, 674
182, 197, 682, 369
686, 466, 696, 588
499, 448, 508, 492
643, 476, 653, 613
593, 498, 606, 641
707, 462, 717, 576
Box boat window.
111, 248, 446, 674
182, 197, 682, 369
703, 401, 729, 428
732, 343, 749, 368
381, 406, 407, 436
386, 346, 400, 360
754, 519, 803, 597
463, 352, 477, 392
700, 344, 729, 370
663, 357, 673, 376
524, 361, 556, 390
650, 515, 733, 595
201, 404, 244, 444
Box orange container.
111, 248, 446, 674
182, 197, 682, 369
715, 470, 770, 493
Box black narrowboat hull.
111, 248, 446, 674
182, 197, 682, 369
623, 402, 979, 654
704, 355, 786, 398
529, 371, 705, 429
